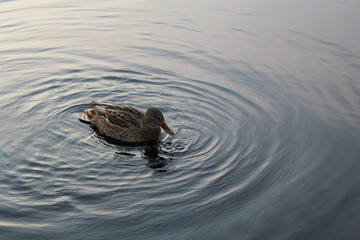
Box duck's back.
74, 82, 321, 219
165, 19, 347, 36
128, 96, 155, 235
106, 105, 144, 128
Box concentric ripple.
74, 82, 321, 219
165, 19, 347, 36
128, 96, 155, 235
1, 1, 360, 239
0, 56, 286, 238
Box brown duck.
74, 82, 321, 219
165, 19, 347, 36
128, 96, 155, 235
79, 101, 174, 143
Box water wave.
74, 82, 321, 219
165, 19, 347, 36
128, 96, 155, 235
1, 1, 360, 239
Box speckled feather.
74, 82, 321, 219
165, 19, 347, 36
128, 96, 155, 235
91, 115, 160, 142
106, 106, 143, 128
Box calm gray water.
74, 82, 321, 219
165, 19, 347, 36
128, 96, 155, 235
1, 0, 360, 239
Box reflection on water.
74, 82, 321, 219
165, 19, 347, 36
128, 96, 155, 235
1, 0, 360, 239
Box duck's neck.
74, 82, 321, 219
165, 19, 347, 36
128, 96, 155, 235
139, 125, 161, 142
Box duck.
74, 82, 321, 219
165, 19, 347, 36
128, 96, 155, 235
79, 101, 174, 143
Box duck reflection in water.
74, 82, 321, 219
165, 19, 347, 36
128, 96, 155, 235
85, 127, 173, 170
113, 138, 174, 170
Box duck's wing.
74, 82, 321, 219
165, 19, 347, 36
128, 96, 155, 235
90, 101, 144, 128
90, 115, 142, 142
106, 106, 144, 128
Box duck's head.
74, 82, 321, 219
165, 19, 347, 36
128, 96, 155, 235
144, 107, 174, 135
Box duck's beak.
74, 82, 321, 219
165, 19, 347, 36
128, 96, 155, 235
161, 121, 174, 135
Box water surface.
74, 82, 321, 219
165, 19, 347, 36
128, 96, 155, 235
1, 0, 360, 239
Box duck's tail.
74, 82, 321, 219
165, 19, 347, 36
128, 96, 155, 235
89, 101, 107, 118
79, 109, 95, 123
79, 101, 107, 123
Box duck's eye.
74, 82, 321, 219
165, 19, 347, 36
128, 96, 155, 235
154, 115, 162, 121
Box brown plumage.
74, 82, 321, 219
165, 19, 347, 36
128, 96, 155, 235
80, 101, 174, 143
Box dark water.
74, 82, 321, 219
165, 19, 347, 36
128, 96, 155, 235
1, 0, 360, 239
